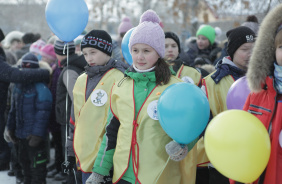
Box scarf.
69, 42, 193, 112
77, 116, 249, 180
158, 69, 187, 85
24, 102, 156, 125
274, 62, 282, 94
211, 57, 246, 84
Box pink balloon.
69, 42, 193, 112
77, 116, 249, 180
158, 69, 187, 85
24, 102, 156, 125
226, 76, 251, 110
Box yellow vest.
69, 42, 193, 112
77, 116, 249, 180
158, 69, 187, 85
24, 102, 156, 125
176, 64, 202, 86
111, 76, 197, 184
197, 73, 235, 166
202, 73, 235, 117
73, 68, 124, 172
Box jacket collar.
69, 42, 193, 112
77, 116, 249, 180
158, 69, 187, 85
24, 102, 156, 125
125, 65, 156, 82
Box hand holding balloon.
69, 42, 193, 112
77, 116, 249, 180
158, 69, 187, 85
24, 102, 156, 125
165, 141, 188, 161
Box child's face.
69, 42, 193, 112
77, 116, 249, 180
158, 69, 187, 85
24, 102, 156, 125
82, 47, 110, 67
196, 35, 210, 50
42, 56, 55, 65
276, 44, 282, 66
131, 43, 159, 70
10, 40, 23, 51
233, 42, 254, 71
165, 38, 179, 61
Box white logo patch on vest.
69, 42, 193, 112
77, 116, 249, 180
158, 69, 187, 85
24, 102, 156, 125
181, 76, 195, 84
279, 130, 282, 148
147, 100, 159, 120
91, 89, 108, 106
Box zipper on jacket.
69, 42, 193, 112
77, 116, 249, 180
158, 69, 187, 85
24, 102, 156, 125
250, 104, 272, 112
248, 110, 263, 115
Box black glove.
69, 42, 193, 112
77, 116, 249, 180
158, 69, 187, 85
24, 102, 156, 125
26, 135, 43, 147
61, 156, 76, 175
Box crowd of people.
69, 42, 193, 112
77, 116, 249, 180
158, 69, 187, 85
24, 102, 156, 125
0, 4, 281, 184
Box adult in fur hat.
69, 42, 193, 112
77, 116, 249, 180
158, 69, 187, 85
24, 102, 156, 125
230, 4, 282, 184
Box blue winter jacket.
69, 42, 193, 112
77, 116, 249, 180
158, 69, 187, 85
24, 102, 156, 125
7, 82, 52, 139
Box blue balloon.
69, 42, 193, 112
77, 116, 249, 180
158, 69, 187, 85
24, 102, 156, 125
157, 82, 210, 144
121, 28, 134, 65
45, 0, 89, 42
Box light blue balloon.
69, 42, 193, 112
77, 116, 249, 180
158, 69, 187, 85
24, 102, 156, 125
45, 0, 89, 42
121, 28, 134, 65
157, 82, 210, 144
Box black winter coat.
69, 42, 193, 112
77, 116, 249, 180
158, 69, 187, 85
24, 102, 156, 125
0, 47, 49, 125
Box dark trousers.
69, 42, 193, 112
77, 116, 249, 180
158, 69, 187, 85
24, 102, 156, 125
67, 167, 82, 184
209, 167, 230, 184
16, 138, 47, 184
50, 130, 64, 172
196, 167, 230, 184
10, 143, 23, 178
61, 124, 82, 184
0, 115, 10, 168
196, 167, 209, 184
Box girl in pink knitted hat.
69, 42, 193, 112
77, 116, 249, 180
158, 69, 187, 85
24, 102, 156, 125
86, 9, 198, 184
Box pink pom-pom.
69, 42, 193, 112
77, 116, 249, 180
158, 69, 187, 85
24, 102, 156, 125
140, 10, 160, 24
122, 17, 131, 22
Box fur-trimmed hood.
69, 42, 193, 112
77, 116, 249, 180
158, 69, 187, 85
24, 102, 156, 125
247, 4, 282, 92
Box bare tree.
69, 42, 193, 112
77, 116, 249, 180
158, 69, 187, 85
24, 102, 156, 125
205, 0, 282, 17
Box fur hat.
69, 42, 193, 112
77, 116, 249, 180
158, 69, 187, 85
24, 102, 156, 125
40, 44, 56, 61
3, 31, 24, 48
129, 9, 165, 58
54, 39, 75, 56
196, 25, 216, 45
118, 17, 133, 35
80, 30, 113, 56
21, 52, 39, 68
165, 32, 181, 53
29, 39, 46, 55
247, 4, 282, 92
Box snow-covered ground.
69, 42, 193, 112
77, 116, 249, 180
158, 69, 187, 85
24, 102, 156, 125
0, 170, 64, 184
0, 148, 64, 184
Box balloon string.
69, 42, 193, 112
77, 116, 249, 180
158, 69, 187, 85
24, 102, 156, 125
63, 44, 67, 55
64, 43, 69, 163
154, 157, 170, 184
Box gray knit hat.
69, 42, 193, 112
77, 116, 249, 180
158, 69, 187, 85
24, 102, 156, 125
54, 39, 75, 56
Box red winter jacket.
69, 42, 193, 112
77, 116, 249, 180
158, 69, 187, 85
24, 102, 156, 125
231, 76, 281, 184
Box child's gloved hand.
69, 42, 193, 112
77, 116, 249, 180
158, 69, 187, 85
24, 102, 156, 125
86, 172, 105, 184
165, 140, 188, 161
26, 135, 43, 147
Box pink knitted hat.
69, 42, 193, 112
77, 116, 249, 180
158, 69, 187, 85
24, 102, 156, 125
118, 17, 133, 34
40, 44, 56, 61
29, 39, 46, 55
128, 10, 165, 58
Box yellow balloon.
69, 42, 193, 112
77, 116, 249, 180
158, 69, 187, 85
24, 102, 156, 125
204, 110, 271, 183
